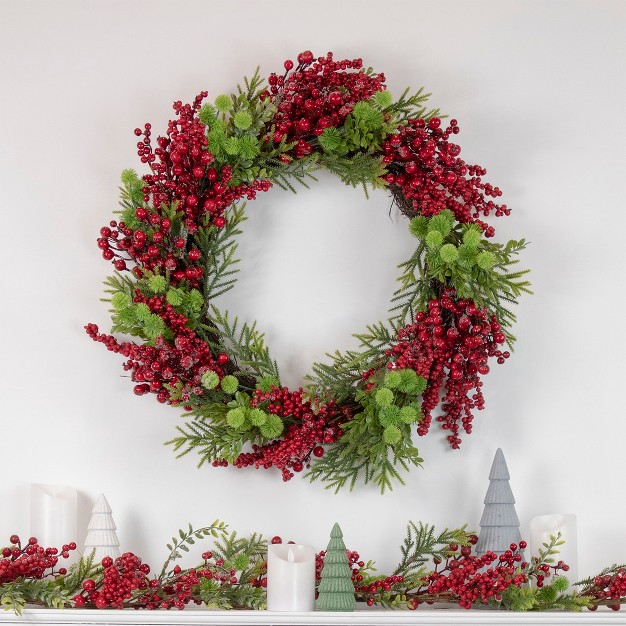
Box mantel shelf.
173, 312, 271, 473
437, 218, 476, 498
2, 608, 625, 626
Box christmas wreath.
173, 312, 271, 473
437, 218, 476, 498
86, 51, 530, 491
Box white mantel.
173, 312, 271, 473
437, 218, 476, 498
1, 608, 626, 626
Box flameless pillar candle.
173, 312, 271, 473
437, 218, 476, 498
530, 514, 577, 587
30, 484, 77, 550
266, 544, 316, 611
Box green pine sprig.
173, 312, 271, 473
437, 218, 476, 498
393, 522, 471, 578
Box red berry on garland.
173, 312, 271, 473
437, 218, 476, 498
217, 353, 229, 365
271, 536, 282, 544
284, 60, 294, 71
213, 216, 226, 228
174, 237, 185, 249
188, 248, 201, 261
313, 446, 324, 458
113, 259, 126, 271
73, 595, 85, 607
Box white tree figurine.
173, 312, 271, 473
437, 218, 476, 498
83, 494, 121, 563
476, 448, 522, 556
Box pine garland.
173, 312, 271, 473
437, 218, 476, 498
86, 50, 531, 491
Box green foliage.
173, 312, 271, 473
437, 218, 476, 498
233, 110, 253, 130
384, 86, 441, 125
202, 370, 220, 390
306, 321, 396, 402
57, 551, 102, 596
528, 532, 564, 573
499, 577, 590, 611
306, 404, 423, 493
317, 152, 388, 198
167, 416, 249, 465
147, 273, 166, 293
208, 307, 280, 383
393, 522, 471, 578
398, 214, 531, 344
212, 530, 267, 583
0, 578, 74, 614
214, 94, 232, 113
197, 202, 247, 304
220, 374, 239, 394
159, 521, 228, 580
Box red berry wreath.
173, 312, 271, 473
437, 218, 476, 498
86, 51, 530, 492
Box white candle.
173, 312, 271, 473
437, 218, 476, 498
529, 514, 577, 587
266, 543, 316, 611
30, 484, 77, 550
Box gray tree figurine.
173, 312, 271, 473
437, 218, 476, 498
476, 448, 522, 556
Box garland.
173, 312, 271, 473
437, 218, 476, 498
86, 51, 531, 491
2, 525, 625, 613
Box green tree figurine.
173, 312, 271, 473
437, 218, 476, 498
316, 523, 356, 612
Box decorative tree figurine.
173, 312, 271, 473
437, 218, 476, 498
83, 494, 121, 563
476, 448, 522, 556
316, 523, 356, 612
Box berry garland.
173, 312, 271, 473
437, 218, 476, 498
86, 51, 531, 491
2, 524, 625, 613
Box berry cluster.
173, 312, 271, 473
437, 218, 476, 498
75, 553, 149, 609
225, 387, 347, 481
85, 322, 225, 404
387, 289, 509, 448
96, 102, 272, 280
385, 118, 508, 236
422, 542, 526, 609
580, 569, 626, 611
265, 51, 386, 158
0, 535, 74, 584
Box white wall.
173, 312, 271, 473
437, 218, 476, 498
1, 0, 625, 581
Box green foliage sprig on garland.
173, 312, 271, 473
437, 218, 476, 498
3, 523, 625, 613
87, 50, 531, 491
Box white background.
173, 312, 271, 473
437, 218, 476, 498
1, 0, 625, 581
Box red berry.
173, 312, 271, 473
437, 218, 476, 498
271, 536, 282, 544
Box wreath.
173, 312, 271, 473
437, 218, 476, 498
86, 50, 530, 492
